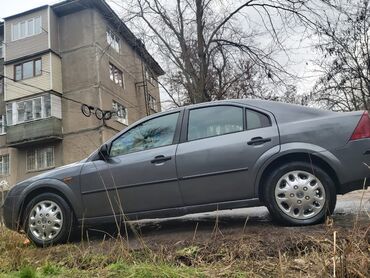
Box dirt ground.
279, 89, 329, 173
0, 189, 369, 277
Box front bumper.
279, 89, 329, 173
3, 193, 23, 231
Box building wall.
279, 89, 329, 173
14, 141, 63, 182
0, 3, 163, 185
4, 52, 62, 101
4, 8, 49, 61
49, 8, 60, 53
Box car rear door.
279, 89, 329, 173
80, 111, 184, 218
175, 104, 279, 206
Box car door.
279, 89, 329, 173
176, 105, 279, 206
80, 111, 183, 218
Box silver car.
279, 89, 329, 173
3, 99, 370, 246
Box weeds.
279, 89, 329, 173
0, 189, 369, 277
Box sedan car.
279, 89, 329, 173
3, 99, 370, 246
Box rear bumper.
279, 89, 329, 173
331, 139, 370, 194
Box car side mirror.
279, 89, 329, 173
99, 144, 110, 160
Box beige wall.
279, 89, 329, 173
4, 8, 49, 61
49, 8, 60, 53
16, 142, 63, 182
4, 52, 62, 101
62, 129, 102, 165
0, 144, 18, 186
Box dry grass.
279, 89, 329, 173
0, 215, 369, 278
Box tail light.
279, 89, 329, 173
350, 111, 370, 140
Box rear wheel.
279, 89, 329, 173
24, 193, 73, 247
264, 162, 336, 225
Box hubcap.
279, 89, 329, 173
28, 200, 63, 241
274, 170, 326, 220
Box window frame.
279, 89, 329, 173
245, 108, 272, 131
109, 63, 124, 88
26, 146, 55, 172
0, 42, 3, 59
0, 154, 10, 176
147, 94, 157, 112
14, 58, 42, 81
181, 104, 274, 143
106, 28, 120, 53
112, 100, 128, 125
108, 110, 183, 157
11, 16, 42, 41
7, 94, 52, 126
0, 115, 6, 135
0, 77, 3, 94
184, 104, 246, 142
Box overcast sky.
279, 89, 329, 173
0, 0, 320, 102
0, 0, 62, 18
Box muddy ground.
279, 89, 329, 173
78, 189, 370, 249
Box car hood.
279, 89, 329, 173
23, 159, 87, 184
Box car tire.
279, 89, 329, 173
263, 161, 337, 225
23, 193, 74, 247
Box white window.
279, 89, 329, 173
145, 68, 155, 85
106, 28, 120, 53
0, 77, 3, 94
148, 94, 157, 112
11, 16, 42, 41
27, 146, 54, 171
6, 94, 52, 126
109, 63, 124, 88
0, 42, 3, 59
112, 101, 128, 125
0, 116, 6, 135
0, 154, 9, 176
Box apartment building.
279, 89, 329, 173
0, 0, 164, 187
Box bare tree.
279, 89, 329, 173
312, 0, 370, 111
118, 0, 317, 106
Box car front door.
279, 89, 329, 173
175, 105, 279, 206
80, 111, 183, 218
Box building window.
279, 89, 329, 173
27, 146, 54, 171
14, 58, 42, 81
112, 101, 128, 125
11, 16, 42, 41
148, 94, 157, 112
109, 63, 124, 87
106, 28, 120, 53
6, 94, 51, 126
0, 116, 6, 135
0, 77, 3, 94
145, 68, 156, 85
0, 42, 3, 59
0, 154, 9, 176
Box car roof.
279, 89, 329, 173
181, 99, 336, 123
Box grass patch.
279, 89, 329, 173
0, 210, 369, 278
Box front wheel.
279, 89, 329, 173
264, 162, 336, 225
24, 193, 74, 247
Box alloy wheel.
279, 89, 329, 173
28, 200, 64, 241
274, 170, 326, 220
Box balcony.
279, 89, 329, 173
6, 117, 63, 147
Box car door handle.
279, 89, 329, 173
247, 137, 272, 145
151, 155, 172, 164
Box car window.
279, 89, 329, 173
188, 106, 243, 141
246, 109, 271, 130
110, 112, 179, 157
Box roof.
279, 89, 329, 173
3, 5, 49, 20
52, 0, 165, 76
